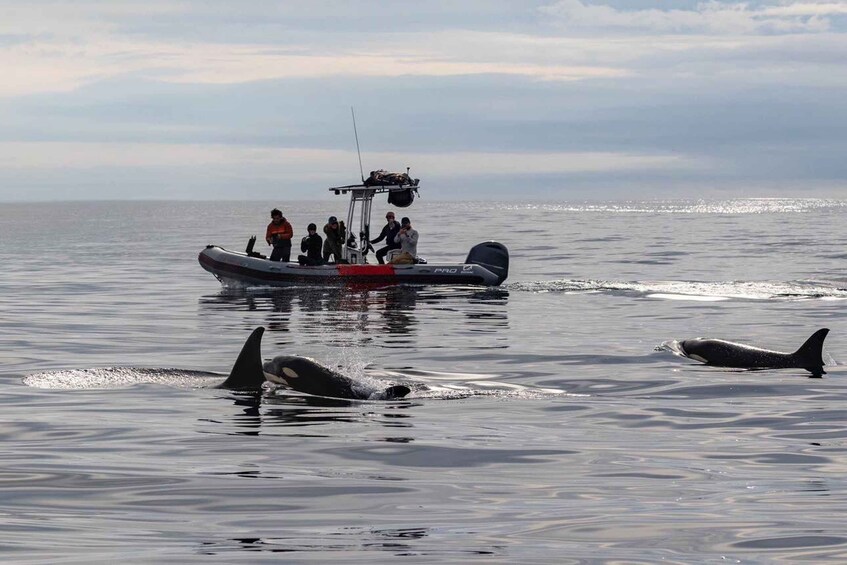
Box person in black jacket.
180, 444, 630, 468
369, 211, 401, 264
323, 216, 346, 263
298, 223, 324, 266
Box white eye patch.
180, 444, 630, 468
282, 367, 300, 379
264, 371, 285, 384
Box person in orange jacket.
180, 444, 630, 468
265, 208, 293, 262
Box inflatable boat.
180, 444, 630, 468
198, 168, 509, 288
198, 241, 508, 288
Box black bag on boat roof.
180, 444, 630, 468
387, 187, 415, 208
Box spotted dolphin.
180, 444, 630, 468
678, 328, 829, 377
220, 326, 410, 399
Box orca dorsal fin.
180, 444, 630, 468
793, 328, 829, 374
220, 327, 266, 390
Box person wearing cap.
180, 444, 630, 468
390, 216, 418, 264
265, 208, 294, 262
369, 210, 401, 264
298, 223, 323, 266
322, 215, 347, 263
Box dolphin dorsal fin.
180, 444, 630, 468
793, 328, 829, 373
220, 327, 266, 390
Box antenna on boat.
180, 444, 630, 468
351, 106, 365, 183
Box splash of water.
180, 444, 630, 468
22, 367, 223, 389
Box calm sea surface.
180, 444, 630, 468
2, 198, 847, 563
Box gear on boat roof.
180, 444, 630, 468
364, 169, 419, 188
328, 167, 420, 193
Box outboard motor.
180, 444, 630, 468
465, 242, 509, 286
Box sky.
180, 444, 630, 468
1, 0, 846, 201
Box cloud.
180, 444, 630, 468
761, 2, 847, 17
0, 140, 710, 201
0, 2, 845, 200
3, 2, 843, 98
0, 141, 695, 175
0, 33, 626, 98
540, 0, 845, 34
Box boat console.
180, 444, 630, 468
328, 168, 420, 265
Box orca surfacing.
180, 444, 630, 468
220, 326, 411, 400
677, 328, 830, 377
262, 355, 411, 400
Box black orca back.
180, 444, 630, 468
679, 328, 829, 376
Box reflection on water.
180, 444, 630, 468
225, 393, 262, 436
198, 286, 509, 344
199, 527, 503, 558
218, 391, 416, 438
381, 287, 418, 335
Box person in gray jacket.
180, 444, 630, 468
370, 211, 401, 264
391, 216, 418, 264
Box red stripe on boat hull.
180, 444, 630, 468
337, 264, 396, 277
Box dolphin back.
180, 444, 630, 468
792, 328, 829, 376
219, 327, 267, 390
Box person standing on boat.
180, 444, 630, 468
323, 216, 347, 263
266, 208, 293, 262
369, 211, 401, 264
298, 223, 323, 266
391, 217, 418, 264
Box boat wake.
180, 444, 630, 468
500, 198, 847, 215
507, 279, 847, 301
264, 366, 572, 401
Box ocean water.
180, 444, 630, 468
2, 198, 847, 563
